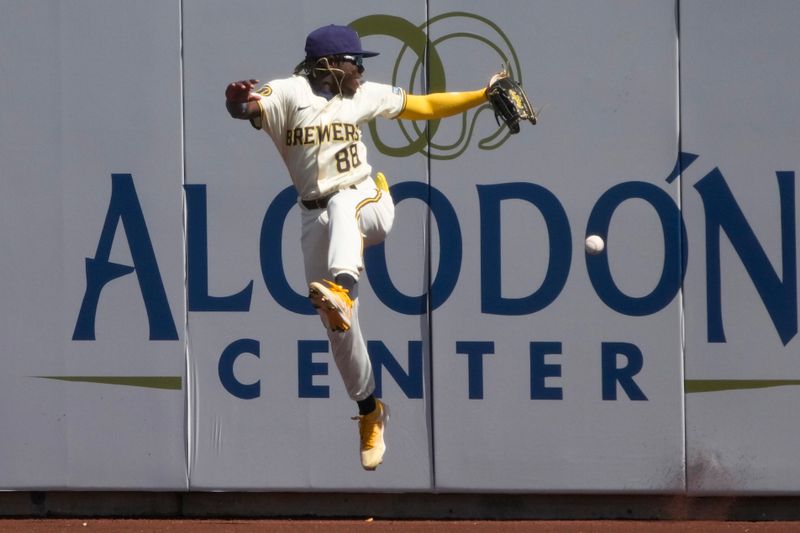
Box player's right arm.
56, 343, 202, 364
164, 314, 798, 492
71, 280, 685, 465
225, 79, 262, 120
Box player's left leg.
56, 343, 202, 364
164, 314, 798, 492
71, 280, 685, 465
310, 176, 393, 331
302, 187, 389, 470
356, 172, 395, 249
326, 174, 394, 279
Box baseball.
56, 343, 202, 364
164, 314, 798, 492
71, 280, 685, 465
585, 235, 605, 255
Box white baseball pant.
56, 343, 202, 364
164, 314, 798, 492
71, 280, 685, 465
299, 176, 394, 401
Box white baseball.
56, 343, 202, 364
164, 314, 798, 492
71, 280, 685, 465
585, 235, 605, 255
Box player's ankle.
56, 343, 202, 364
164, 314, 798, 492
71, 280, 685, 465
357, 394, 377, 416
334, 273, 358, 298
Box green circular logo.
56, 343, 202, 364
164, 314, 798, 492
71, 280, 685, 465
350, 13, 523, 159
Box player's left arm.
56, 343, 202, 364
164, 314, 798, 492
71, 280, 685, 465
397, 89, 488, 121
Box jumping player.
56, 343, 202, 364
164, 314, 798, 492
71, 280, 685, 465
225, 24, 490, 470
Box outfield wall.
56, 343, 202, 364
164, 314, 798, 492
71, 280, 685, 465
1, 0, 799, 494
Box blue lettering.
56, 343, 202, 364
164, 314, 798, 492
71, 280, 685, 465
73, 174, 177, 340
530, 342, 563, 400
665, 151, 699, 184
455, 341, 494, 399
694, 169, 797, 345
298, 340, 330, 398
185, 184, 253, 311
586, 181, 686, 316
478, 183, 571, 315
601, 342, 647, 401
218, 338, 260, 399
368, 340, 423, 398
260, 186, 314, 314
365, 181, 461, 314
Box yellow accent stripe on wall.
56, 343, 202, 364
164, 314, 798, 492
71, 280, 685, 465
34, 376, 182, 390
685, 379, 800, 393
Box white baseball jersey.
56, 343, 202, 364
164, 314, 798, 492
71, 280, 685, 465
253, 75, 406, 200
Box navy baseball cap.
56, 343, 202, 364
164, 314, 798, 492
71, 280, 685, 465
304, 24, 379, 60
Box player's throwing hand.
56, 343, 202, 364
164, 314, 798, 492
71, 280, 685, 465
225, 79, 262, 103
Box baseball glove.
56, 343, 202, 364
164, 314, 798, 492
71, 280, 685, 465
486, 70, 538, 134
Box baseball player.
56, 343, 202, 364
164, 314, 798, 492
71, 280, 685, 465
225, 24, 490, 471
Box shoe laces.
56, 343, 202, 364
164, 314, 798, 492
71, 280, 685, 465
323, 279, 353, 307
352, 409, 381, 450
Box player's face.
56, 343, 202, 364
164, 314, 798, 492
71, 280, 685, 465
334, 55, 363, 97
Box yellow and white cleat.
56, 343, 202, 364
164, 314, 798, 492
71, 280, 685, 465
308, 279, 353, 332
354, 399, 388, 470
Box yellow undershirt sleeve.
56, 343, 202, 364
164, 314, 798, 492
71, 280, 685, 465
398, 89, 488, 120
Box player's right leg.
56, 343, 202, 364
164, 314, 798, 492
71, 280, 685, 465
360, 172, 395, 247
